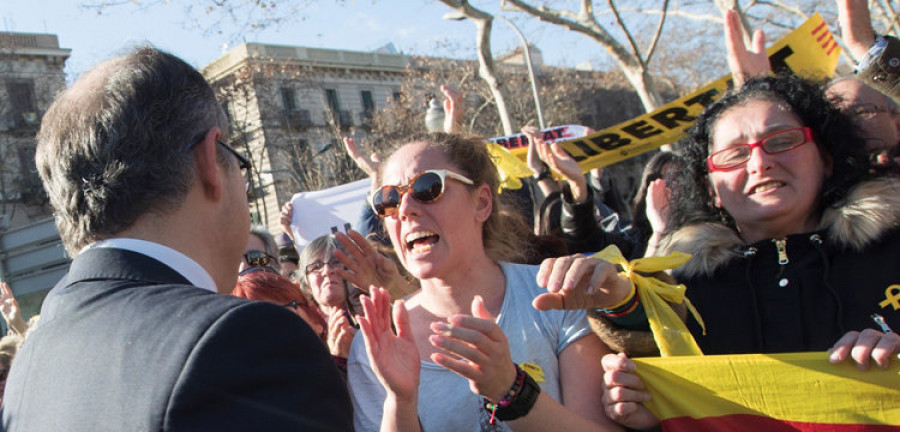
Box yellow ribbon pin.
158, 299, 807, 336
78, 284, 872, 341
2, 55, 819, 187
520, 362, 545, 383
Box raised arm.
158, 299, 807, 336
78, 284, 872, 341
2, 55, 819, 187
0, 282, 27, 335
724, 9, 769, 89
837, 0, 876, 61
357, 287, 422, 432
441, 85, 466, 134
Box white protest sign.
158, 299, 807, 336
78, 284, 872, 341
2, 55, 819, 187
290, 178, 370, 250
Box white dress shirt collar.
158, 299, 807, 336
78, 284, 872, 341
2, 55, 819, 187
82, 238, 218, 293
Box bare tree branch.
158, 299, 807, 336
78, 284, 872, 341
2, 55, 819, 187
644, 0, 671, 66
435, 0, 518, 134
607, 0, 644, 64
875, 0, 900, 36
753, 0, 809, 21
503, 0, 663, 111
613, 7, 723, 23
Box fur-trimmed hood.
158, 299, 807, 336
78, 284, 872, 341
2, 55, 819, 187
659, 177, 900, 278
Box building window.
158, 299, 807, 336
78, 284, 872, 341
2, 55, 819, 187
361, 90, 375, 113
325, 88, 341, 113
392, 90, 401, 102
6, 80, 37, 128
281, 87, 297, 112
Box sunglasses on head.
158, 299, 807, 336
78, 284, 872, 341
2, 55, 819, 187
371, 169, 474, 218
244, 250, 276, 268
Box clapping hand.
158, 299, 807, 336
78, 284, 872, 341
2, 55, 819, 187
358, 287, 420, 401
428, 295, 517, 402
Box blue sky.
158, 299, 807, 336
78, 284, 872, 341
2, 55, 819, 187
1, 1, 603, 81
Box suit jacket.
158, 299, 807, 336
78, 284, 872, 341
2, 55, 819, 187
1, 247, 352, 431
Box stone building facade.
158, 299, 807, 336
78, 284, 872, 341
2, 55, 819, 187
0, 32, 69, 229
202, 43, 407, 230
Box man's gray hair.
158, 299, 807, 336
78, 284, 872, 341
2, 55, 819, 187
36, 46, 229, 255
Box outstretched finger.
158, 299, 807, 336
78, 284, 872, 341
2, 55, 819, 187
392, 298, 413, 341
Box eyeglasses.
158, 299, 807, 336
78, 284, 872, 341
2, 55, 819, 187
707, 127, 813, 172
244, 250, 276, 268
238, 265, 280, 277
188, 134, 252, 191
847, 103, 898, 121
371, 169, 474, 218
305, 257, 340, 275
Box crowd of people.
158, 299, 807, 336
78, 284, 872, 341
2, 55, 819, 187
0, 0, 896, 431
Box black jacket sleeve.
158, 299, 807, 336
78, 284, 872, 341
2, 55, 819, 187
165, 301, 353, 431
559, 184, 642, 258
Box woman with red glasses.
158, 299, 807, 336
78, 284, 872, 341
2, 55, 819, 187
591, 75, 900, 430
348, 133, 621, 431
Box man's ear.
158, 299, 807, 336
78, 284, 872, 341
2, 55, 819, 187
473, 184, 493, 223
194, 127, 224, 201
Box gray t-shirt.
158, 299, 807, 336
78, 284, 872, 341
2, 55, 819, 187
348, 262, 592, 432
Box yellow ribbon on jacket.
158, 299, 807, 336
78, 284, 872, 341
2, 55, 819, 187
593, 245, 705, 357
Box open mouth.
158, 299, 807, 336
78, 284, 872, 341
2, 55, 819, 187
405, 231, 439, 255
750, 181, 785, 195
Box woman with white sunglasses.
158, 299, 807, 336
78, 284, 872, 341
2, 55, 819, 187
347, 133, 624, 432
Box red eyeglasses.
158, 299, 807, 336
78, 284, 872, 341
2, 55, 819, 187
707, 127, 813, 172
371, 169, 474, 218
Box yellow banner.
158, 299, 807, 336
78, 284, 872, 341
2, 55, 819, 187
497, 13, 840, 175
634, 352, 900, 428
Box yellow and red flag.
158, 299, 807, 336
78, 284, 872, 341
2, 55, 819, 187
634, 352, 900, 432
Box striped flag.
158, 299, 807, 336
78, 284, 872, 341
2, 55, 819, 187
634, 352, 900, 431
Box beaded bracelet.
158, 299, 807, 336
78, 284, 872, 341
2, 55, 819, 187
484, 363, 541, 425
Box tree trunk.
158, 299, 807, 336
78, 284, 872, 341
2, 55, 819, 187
472, 17, 519, 135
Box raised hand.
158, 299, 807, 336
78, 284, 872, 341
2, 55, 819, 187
326, 309, 357, 358
333, 229, 415, 298
524, 126, 588, 202
837, 0, 877, 60
279, 202, 294, 241
724, 9, 770, 89
428, 295, 517, 402
441, 85, 466, 134
343, 137, 380, 178
0, 282, 26, 335
645, 178, 671, 236
533, 255, 632, 311
357, 287, 420, 401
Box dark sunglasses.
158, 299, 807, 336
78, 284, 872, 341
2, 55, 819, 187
244, 250, 276, 268
371, 169, 474, 218
238, 265, 280, 277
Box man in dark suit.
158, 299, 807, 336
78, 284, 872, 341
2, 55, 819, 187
1, 47, 352, 431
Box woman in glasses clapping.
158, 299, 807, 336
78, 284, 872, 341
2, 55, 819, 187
347, 133, 622, 432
